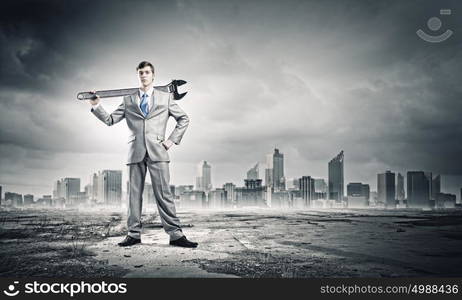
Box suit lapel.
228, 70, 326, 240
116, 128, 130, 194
147, 88, 162, 118
149, 89, 157, 115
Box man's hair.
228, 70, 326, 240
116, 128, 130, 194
136, 61, 155, 74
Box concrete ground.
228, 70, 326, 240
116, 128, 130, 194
88, 208, 462, 278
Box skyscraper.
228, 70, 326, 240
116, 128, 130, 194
314, 178, 328, 200
91, 173, 99, 202
397, 173, 405, 201
407, 171, 432, 208
95, 170, 122, 205
246, 163, 260, 180
23, 194, 34, 205
195, 161, 212, 192
377, 171, 396, 207
223, 183, 236, 207
272, 149, 285, 191
53, 179, 63, 199
285, 178, 300, 190
347, 183, 370, 200
328, 150, 344, 202
208, 188, 226, 209
54, 178, 80, 205
265, 153, 273, 188
5, 192, 23, 206
299, 176, 315, 207
235, 179, 265, 207
432, 174, 441, 200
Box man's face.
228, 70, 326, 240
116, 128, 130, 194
137, 66, 154, 87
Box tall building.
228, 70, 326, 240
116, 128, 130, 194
223, 183, 236, 207
377, 171, 396, 207
208, 188, 226, 209
53, 179, 64, 199
271, 190, 291, 208
65, 178, 81, 202
314, 179, 327, 193
407, 171, 432, 208
265, 154, 273, 188
435, 192, 456, 208
180, 191, 206, 209
95, 170, 122, 205
246, 163, 260, 180
54, 178, 80, 205
425, 172, 433, 201
299, 176, 315, 207
5, 192, 23, 206
176, 185, 194, 197
313, 178, 327, 200
369, 191, 378, 206
0, 185, 2, 206
347, 182, 362, 197
195, 161, 212, 192
91, 173, 99, 202
235, 179, 266, 207
397, 173, 405, 201
272, 149, 285, 191
37, 195, 53, 206
69, 192, 88, 206
347, 183, 370, 200
285, 178, 300, 190
362, 184, 370, 201
346, 182, 370, 207
439, 175, 462, 203
23, 194, 34, 205
328, 150, 344, 202
432, 174, 441, 200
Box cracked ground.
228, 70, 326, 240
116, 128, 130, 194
1, 207, 462, 278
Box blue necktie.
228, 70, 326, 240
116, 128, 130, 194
140, 93, 149, 116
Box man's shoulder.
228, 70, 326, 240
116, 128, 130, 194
123, 93, 136, 101
154, 86, 172, 95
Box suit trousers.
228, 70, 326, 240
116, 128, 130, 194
127, 154, 184, 241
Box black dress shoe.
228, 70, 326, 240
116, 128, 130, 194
118, 236, 141, 247
169, 236, 198, 248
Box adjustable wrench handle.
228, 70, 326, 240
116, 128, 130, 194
77, 88, 139, 100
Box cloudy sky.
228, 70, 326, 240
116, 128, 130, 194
1, 0, 461, 198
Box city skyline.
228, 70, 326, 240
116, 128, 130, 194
1, 0, 461, 197
2, 146, 461, 207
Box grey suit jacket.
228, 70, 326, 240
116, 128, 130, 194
91, 87, 189, 164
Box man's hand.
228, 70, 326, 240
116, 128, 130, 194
89, 90, 100, 105
162, 140, 174, 150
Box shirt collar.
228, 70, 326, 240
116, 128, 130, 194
139, 86, 154, 98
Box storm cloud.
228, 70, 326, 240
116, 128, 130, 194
0, 0, 461, 197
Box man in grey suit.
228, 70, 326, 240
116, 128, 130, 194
90, 61, 198, 248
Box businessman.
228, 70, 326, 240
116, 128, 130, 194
89, 61, 197, 248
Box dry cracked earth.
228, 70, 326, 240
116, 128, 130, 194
1, 207, 462, 278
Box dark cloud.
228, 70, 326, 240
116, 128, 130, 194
0, 0, 461, 197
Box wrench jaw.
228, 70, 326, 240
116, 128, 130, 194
171, 79, 187, 100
